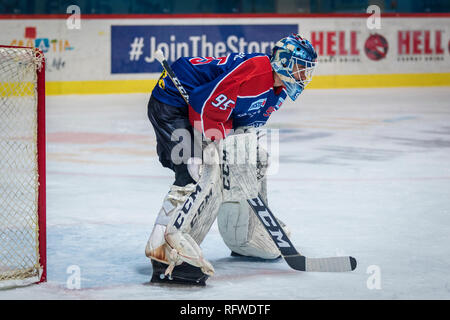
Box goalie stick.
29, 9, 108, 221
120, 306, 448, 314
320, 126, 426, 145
247, 196, 356, 272
154, 50, 357, 272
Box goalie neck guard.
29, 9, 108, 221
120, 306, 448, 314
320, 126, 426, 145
270, 33, 318, 101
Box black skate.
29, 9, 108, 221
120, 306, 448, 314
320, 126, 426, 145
150, 260, 209, 286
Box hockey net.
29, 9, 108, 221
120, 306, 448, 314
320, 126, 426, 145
0, 46, 46, 288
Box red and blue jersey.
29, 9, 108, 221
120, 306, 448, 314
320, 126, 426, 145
151, 53, 287, 140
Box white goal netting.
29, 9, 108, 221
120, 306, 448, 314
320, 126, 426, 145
0, 46, 45, 288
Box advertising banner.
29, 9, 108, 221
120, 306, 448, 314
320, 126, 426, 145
111, 24, 296, 73
0, 15, 449, 94
300, 18, 449, 76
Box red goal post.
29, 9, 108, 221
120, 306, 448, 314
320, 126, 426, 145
0, 45, 46, 288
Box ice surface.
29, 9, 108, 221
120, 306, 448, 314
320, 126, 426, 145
1, 87, 449, 299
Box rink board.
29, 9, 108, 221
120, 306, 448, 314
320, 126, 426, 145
0, 14, 449, 94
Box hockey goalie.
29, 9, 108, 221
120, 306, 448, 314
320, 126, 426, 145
144, 34, 318, 285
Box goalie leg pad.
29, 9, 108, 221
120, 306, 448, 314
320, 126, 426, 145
147, 143, 222, 280
145, 182, 217, 279
217, 177, 291, 260
145, 183, 198, 263
217, 133, 289, 260
217, 201, 279, 260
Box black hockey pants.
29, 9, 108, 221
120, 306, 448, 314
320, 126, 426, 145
147, 95, 197, 187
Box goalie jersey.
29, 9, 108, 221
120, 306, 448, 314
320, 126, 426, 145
151, 53, 287, 140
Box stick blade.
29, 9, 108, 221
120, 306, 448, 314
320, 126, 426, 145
283, 255, 356, 272
305, 256, 357, 272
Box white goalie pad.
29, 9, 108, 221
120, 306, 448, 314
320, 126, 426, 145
167, 143, 223, 243
217, 175, 290, 260
146, 142, 223, 276
217, 131, 290, 259
145, 183, 198, 261
219, 132, 259, 202
218, 202, 278, 260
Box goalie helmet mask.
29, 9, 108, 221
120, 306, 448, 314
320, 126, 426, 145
270, 34, 318, 101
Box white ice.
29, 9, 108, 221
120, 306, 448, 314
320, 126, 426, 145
1, 87, 449, 299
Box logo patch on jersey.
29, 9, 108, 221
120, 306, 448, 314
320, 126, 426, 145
264, 107, 276, 117
250, 121, 266, 128
275, 97, 284, 110
248, 98, 267, 112
158, 78, 165, 89
158, 70, 167, 89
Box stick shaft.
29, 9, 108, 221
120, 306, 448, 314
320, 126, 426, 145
154, 50, 190, 105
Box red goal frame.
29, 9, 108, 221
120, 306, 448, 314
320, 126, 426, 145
37, 47, 46, 283
0, 45, 46, 284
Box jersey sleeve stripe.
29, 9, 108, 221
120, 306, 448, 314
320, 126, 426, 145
237, 88, 272, 98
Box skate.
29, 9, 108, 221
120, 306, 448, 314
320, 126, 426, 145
150, 259, 209, 286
